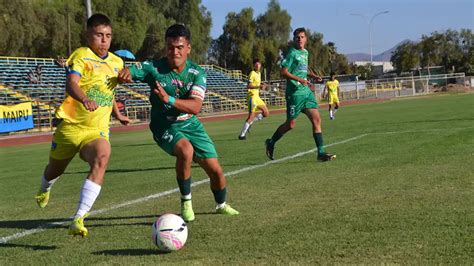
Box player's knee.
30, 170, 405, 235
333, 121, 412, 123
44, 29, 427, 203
92, 153, 110, 171
175, 145, 194, 162
288, 120, 296, 129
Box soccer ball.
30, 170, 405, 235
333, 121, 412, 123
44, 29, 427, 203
152, 213, 188, 252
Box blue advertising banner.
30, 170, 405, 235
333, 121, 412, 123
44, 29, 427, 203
0, 102, 34, 133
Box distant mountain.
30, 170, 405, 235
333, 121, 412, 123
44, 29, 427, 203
346, 39, 411, 62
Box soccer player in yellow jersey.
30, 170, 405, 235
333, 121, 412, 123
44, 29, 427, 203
322, 72, 341, 120
238, 59, 269, 140
34, 14, 130, 237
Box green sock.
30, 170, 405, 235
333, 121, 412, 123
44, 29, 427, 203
270, 130, 283, 145
313, 133, 325, 156
211, 187, 227, 205
177, 177, 192, 200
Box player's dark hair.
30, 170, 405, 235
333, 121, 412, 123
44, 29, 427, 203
330, 72, 336, 76
253, 58, 260, 65
165, 24, 191, 42
87, 13, 112, 30
293, 27, 306, 37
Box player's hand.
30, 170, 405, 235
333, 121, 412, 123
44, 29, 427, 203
299, 79, 310, 86
82, 98, 98, 111
118, 68, 133, 83
153, 81, 170, 103
116, 114, 131, 126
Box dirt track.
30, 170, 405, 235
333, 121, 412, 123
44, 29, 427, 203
0, 98, 385, 147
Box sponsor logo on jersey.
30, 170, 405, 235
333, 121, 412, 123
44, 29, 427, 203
188, 68, 199, 75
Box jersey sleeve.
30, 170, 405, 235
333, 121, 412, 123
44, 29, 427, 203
66, 50, 86, 77
129, 61, 155, 81
280, 49, 294, 69
190, 70, 206, 101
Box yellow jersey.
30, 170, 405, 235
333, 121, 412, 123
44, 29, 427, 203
326, 80, 339, 94
248, 70, 261, 97
56, 47, 123, 129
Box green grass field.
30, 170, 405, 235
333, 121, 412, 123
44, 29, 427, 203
1, 93, 473, 264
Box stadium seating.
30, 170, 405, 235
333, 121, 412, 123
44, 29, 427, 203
0, 56, 286, 132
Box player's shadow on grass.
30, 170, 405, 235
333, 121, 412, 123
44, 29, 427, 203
63, 165, 199, 174
92, 248, 169, 256
0, 217, 67, 230
0, 243, 57, 250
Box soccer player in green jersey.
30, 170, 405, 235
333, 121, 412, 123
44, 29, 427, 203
265, 27, 336, 162
118, 24, 239, 222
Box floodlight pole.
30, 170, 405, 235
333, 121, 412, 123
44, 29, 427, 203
350, 11, 389, 64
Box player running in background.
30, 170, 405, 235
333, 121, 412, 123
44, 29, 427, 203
118, 24, 239, 222
265, 27, 336, 162
238, 58, 270, 140
322, 72, 341, 120
34, 14, 130, 237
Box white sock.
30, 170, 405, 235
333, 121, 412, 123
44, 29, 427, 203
216, 202, 226, 209
181, 194, 192, 201
40, 175, 59, 192
253, 113, 264, 122
334, 108, 338, 114
329, 110, 333, 117
74, 179, 101, 219
240, 122, 251, 137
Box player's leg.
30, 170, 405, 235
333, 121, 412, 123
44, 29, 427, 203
239, 109, 256, 140
304, 108, 336, 162
328, 103, 334, 120
36, 123, 78, 208
194, 157, 239, 215
68, 137, 111, 237
36, 156, 74, 208
173, 138, 196, 222
186, 120, 238, 216
265, 94, 302, 160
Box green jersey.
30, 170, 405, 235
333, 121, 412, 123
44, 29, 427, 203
281, 47, 309, 95
129, 58, 207, 127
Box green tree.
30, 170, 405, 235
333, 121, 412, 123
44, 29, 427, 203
391, 41, 420, 74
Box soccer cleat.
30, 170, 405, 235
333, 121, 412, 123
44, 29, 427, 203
265, 139, 274, 160
216, 204, 240, 216
317, 153, 337, 162
181, 200, 195, 222
35, 190, 50, 208
68, 216, 88, 237
330, 116, 335, 120
238, 135, 246, 140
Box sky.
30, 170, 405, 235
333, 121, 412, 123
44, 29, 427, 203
201, 0, 473, 55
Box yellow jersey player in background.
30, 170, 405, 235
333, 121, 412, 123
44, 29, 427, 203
238, 58, 270, 140
34, 13, 130, 237
322, 72, 341, 120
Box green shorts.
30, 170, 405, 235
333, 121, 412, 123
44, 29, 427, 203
286, 88, 319, 119
150, 116, 218, 158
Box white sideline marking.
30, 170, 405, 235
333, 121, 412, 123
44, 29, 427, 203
1, 127, 471, 244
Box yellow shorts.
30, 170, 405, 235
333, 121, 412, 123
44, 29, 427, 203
329, 93, 340, 105
247, 95, 266, 113
50, 122, 110, 160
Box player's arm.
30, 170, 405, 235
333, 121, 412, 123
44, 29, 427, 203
118, 62, 150, 83
322, 84, 327, 99
112, 98, 131, 125
66, 73, 98, 111
280, 68, 310, 86
153, 81, 203, 115
308, 67, 322, 82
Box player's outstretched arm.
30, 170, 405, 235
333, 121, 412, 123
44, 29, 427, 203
118, 67, 133, 83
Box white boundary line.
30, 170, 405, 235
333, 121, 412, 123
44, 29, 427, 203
1, 127, 471, 244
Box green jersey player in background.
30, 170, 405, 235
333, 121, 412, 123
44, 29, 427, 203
265, 27, 336, 162
118, 24, 239, 222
